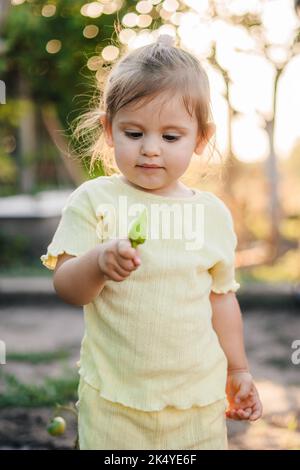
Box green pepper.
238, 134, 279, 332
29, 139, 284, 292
128, 208, 148, 248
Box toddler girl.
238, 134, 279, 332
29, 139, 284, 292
41, 34, 262, 450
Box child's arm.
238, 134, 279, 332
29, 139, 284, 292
210, 291, 263, 421
53, 245, 108, 307
53, 240, 140, 307
210, 291, 249, 372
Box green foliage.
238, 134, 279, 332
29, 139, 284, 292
0, 259, 53, 276
0, 230, 31, 266
0, 99, 29, 186
6, 349, 71, 365
280, 217, 300, 242
0, 152, 17, 184
1, 0, 144, 190
0, 370, 79, 408
251, 249, 300, 283
3, 0, 139, 122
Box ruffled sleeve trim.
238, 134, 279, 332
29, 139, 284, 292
211, 279, 241, 294
40, 186, 100, 271
40, 248, 80, 271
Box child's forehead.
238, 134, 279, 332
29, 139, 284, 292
115, 93, 196, 124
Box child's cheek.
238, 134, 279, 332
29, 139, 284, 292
118, 135, 137, 151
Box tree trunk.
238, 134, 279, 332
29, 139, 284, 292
264, 69, 282, 261
265, 118, 281, 260
18, 75, 37, 193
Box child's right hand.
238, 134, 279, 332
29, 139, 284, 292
97, 239, 141, 282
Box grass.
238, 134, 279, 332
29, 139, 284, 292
0, 370, 79, 408
0, 263, 52, 278
6, 349, 71, 364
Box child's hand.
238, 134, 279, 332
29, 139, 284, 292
225, 371, 263, 421
98, 239, 141, 282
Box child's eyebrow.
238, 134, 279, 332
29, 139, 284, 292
118, 121, 189, 131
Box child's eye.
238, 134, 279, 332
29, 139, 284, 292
125, 131, 142, 139
163, 135, 179, 142
124, 131, 179, 142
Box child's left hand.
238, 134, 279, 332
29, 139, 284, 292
225, 371, 263, 421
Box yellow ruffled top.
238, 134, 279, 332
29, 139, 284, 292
41, 174, 240, 411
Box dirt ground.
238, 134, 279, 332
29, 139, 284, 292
0, 303, 300, 450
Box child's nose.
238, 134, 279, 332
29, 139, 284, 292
141, 137, 161, 156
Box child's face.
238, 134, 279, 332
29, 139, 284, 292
101, 92, 215, 195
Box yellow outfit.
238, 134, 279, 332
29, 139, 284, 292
41, 174, 240, 449
76, 378, 228, 450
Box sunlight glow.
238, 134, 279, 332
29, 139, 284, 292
102, 1, 120, 15
182, 0, 210, 15
102, 45, 120, 61
122, 12, 139, 27
11, 0, 25, 5
226, 0, 262, 16
261, 0, 299, 46
83, 25, 99, 39
85, 2, 103, 18
178, 13, 212, 58
274, 55, 300, 159
137, 14, 153, 28
159, 8, 173, 21
119, 28, 136, 45
46, 39, 61, 54
87, 56, 102, 71
41, 5, 56, 17
162, 0, 179, 13
128, 31, 154, 49
136, 1, 153, 14
232, 114, 269, 163
176, 0, 300, 162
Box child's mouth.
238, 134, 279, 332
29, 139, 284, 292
137, 165, 164, 170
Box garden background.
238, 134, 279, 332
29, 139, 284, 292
0, 0, 300, 450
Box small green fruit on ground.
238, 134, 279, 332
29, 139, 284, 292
128, 208, 148, 248
47, 416, 66, 436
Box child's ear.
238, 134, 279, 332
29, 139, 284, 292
99, 112, 114, 148
194, 122, 216, 155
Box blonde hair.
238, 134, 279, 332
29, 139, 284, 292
73, 34, 220, 178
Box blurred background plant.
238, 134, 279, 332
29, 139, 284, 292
0, 0, 299, 281
1, 0, 300, 451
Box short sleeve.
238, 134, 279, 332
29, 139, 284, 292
208, 199, 240, 294
40, 184, 99, 270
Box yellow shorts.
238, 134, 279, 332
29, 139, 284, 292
76, 377, 228, 450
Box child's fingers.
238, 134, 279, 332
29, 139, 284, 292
226, 406, 254, 420
117, 240, 141, 265
236, 408, 252, 419
112, 264, 132, 278
117, 239, 136, 258
118, 256, 138, 272
226, 410, 241, 420
235, 381, 252, 404
249, 411, 261, 421
226, 408, 239, 419
225, 410, 235, 419
133, 254, 141, 266
248, 402, 263, 421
